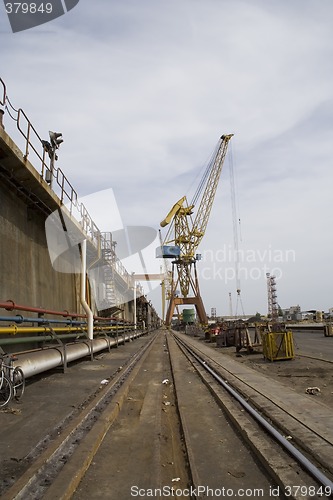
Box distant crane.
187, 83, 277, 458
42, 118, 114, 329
158, 134, 233, 326
228, 143, 245, 317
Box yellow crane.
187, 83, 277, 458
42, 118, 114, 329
158, 134, 233, 326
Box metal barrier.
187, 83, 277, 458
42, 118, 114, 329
17, 107, 50, 174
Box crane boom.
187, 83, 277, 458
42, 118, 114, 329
191, 134, 233, 252
160, 196, 186, 228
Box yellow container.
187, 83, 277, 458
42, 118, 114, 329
261, 331, 294, 361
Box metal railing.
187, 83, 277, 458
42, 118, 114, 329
0, 78, 6, 107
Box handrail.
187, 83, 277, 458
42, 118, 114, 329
0, 78, 6, 106
56, 167, 78, 207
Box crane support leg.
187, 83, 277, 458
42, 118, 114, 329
165, 296, 207, 327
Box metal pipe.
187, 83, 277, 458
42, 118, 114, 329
0, 334, 88, 345
0, 300, 130, 324
0, 315, 84, 325
0, 328, 137, 345
81, 239, 94, 340
15, 338, 110, 378
14, 331, 144, 378
0, 325, 134, 336
0, 326, 86, 335
0, 300, 86, 318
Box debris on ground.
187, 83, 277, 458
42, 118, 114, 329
305, 387, 321, 395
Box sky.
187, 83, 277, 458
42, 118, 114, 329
1, 0, 332, 317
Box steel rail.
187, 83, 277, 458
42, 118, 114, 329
174, 334, 333, 496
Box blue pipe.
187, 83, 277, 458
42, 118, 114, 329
0, 315, 85, 325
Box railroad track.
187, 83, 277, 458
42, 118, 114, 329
171, 333, 333, 499
2, 330, 333, 499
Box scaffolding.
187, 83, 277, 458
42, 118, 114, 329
264, 273, 294, 361
266, 273, 279, 329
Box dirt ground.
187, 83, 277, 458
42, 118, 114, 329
214, 345, 333, 409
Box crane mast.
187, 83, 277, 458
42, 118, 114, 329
159, 134, 233, 327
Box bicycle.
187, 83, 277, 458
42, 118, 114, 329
0, 354, 25, 408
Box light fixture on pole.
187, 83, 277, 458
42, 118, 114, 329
43, 130, 63, 186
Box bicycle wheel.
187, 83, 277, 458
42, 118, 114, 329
0, 373, 13, 408
13, 367, 25, 400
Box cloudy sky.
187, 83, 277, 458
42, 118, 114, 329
1, 0, 332, 317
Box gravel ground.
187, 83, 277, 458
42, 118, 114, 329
210, 342, 333, 409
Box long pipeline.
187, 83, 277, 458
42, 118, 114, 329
0, 301, 127, 323
12, 330, 145, 379
0, 326, 87, 335
0, 300, 87, 318
0, 315, 84, 325
0, 325, 132, 336
80, 239, 94, 340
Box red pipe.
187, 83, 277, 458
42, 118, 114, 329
0, 300, 85, 318
0, 300, 128, 323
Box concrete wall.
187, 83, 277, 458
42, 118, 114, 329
0, 180, 80, 314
